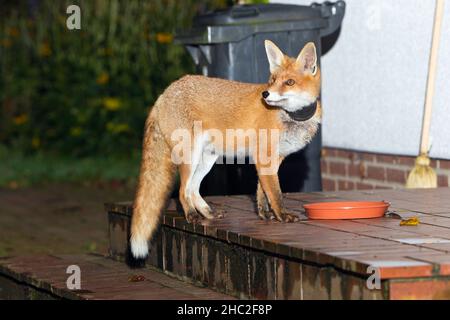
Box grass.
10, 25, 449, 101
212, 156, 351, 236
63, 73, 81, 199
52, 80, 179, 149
0, 146, 141, 188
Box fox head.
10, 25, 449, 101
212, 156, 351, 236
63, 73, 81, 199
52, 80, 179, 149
262, 40, 321, 114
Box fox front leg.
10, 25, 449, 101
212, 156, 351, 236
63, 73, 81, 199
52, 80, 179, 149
256, 172, 299, 223
257, 182, 274, 220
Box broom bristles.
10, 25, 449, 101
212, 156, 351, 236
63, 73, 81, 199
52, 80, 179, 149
406, 154, 437, 188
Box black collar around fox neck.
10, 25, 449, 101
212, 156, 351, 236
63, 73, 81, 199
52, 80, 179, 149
286, 101, 318, 122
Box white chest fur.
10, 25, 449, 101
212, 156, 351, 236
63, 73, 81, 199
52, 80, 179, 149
279, 112, 321, 157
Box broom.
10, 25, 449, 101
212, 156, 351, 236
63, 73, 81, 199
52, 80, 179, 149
406, 0, 445, 188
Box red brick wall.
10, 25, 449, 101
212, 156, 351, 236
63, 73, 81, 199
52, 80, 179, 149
321, 147, 450, 192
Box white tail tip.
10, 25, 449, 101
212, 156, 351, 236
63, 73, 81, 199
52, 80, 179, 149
130, 236, 149, 259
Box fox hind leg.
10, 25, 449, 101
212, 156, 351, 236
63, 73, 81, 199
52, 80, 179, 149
178, 163, 202, 223
179, 135, 220, 222
189, 144, 221, 219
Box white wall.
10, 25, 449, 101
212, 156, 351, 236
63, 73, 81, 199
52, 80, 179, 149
271, 0, 449, 159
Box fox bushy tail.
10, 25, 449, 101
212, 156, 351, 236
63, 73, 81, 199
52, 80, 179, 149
130, 115, 176, 259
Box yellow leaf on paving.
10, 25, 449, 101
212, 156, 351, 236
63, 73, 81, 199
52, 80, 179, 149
128, 275, 145, 282
400, 217, 420, 226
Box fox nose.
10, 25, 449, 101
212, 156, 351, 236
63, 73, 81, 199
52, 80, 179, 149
262, 91, 270, 99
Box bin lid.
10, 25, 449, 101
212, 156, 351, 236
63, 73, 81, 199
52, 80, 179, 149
177, 4, 328, 44
193, 4, 321, 27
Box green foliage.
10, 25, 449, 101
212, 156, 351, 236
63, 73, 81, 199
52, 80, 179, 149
0, 145, 141, 187
244, 0, 270, 4
0, 0, 227, 157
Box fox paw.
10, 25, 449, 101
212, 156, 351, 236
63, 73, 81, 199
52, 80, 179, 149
257, 207, 276, 221
185, 209, 203, 224
197, 205, 225, 220
262, 210, 299, 223
212, 208, 226, 219
279, 211, 300, 223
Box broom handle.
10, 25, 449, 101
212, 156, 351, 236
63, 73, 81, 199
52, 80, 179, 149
420, 0, 445, 154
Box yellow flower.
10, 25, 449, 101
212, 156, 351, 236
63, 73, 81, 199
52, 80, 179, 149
58, 15, 66, 26
13, 114, 28, 125
156, 32, 173, 44
103, 98, 121, 111
31, 137, 40, 149
96, 72, 109, 85
98, 47, 113, 56
106, 123, 130, 134
7, 27, 19, 37
38, 42, 51, 57
2, 38, 12, 48
70, 127, 82, 136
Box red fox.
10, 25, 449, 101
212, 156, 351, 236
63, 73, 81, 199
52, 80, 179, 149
131, 41, 322, 258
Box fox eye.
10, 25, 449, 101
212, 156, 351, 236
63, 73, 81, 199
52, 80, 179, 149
285, 79, 295, 86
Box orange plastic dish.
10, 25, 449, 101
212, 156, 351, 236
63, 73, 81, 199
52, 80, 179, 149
303, 201, 390, 220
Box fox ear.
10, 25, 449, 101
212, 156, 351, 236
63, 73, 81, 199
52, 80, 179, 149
296, 42, 317, 75
264, 40, 284, 74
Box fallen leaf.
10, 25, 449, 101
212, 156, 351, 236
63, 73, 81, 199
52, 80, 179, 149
128, 275, 146, 282
8, 181, 19, 189
400, 217, 420, 226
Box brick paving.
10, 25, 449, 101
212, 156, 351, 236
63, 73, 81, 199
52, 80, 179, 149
106, 188, 450, 299
109, 188, 450, 279
3, 188, 450, 299
0, 254, 234, 300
